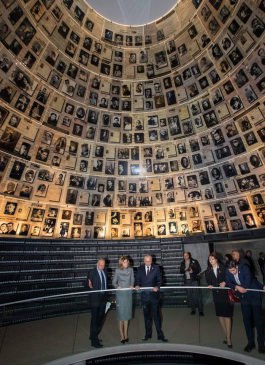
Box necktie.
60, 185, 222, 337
147, 266, 150, 275
100, 271, 105, 290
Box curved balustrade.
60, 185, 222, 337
0, 285, 264, 307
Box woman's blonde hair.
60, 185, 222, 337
118, 255, 130, 269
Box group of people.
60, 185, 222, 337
87, 255, 167, 348
87, 250, 265, 353
189, 249, 265, 353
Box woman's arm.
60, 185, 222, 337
130, 267, 135, 287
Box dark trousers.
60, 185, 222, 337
90, 301, 106, 344
241, 299, 265, 346
185, 279, 203, 312
141, 293, 163, 338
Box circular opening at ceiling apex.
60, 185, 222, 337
85, 0, 178, 26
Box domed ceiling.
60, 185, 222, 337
86, 0, 178, 25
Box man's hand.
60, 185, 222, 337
208, 285, 213, 289
88, 279, 93, 289
235, 285, 247, 293
135, 285, 140, 291
152, 286, 159, 292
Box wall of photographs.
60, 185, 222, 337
0, 0, 264, 240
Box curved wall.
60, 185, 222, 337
0, 0, 264, 240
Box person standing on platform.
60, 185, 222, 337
112, 256, 134, 343
231, 249, 249, 269
87, 258, 108, 348
135, 255, 168, 342
180, 252, 204, 315
226, 261, 265, 353
205, 253, 234, 348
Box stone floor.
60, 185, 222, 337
0, 303, 264, 365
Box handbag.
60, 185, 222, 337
227, 289, 240, 303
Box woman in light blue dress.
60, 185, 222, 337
112, 256, 134, 343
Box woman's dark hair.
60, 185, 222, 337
184, 251, 191, 259
207, 252, 221, 269
225, 253, 233, 262
224, 254, 233, 267
227, 260, 237, 270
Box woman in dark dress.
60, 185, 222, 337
205, 253, 234, 347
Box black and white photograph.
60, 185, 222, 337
16, 18, 36, 45
8, 5, 24, 25
0, 54, 12, 73
31, 208, 45, 222
237, 175, 260, 192
243, 214, 257, 229
205, 220, 216, 233
0, 127, 21, 152
0, 83, 16, 104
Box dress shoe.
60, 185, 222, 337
199, 312, 204, 316
124, 338, 129, 342
190, 310, 196, 315
227, 343, 233, 349
244, 343, 255, 352
91, 342, 103, 348
158, 336, 168, 342
142, 336, 151, 341
121, 340, 126, 344
258, 344, 265, 353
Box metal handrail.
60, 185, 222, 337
0, 285, 264, 308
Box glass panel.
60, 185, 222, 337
0, 288, 264, 365
200, 288, 265, 360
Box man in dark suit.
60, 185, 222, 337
226, 261, 265, 353
135, 255, 167, 342
87, 258, 108, 348
231, 249, 251, 272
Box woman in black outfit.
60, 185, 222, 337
205, 253, 234, 347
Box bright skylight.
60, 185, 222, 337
86, 0, 178, 26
